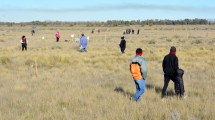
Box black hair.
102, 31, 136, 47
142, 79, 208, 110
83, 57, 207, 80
136, 48, 143, 54
170, 46, 176, 52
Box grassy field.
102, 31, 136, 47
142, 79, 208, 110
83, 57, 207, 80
0, 25, 215, 120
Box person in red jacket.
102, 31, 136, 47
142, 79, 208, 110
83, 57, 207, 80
20, 35, 27, 51
56, 32, 60, 42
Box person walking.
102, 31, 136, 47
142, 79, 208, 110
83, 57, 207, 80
80, 34, 88, 52
56, 32, 60, 42
174, 68, 185, 98
130, 48, 147, 101
119, 36, 126, 54
20, 35, 28, 51
162, 46, 179, 97
31, 30, 35, 36
137, 29, 140, 35
132, 29, 135, 34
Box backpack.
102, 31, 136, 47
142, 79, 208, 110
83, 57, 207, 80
130, 62, 143, 80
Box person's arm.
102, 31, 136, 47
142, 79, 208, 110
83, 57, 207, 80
119, 40, 122, 46
140, 59, 147, 80
162, 57, 166, 72
175, 56, 179, 70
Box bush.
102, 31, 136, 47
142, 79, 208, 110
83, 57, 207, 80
0, 57, 11, 64
192, 40, 202, 44
25, 55, 70, 67
148, 40, 156, 44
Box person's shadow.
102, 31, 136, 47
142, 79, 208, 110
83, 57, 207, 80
114, 84, 176, 98
114, 84, 158, 97
114, 87, 133, 97
155, 86, 175, 97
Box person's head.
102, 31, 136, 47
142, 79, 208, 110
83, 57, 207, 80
22, 35, 25, 39
136, 48, 143, 56
121, 36, 124, 39
170, 46, 176, 52
81, 33, 84, 36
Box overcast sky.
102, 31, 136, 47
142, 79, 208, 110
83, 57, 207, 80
0, 0, 214, 22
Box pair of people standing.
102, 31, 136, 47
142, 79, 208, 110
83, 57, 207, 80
162, 46, 185, 98
55, 32, 88, 52
129, 47, 185, 102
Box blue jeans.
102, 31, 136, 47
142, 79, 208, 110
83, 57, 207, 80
132, 79, 146, 101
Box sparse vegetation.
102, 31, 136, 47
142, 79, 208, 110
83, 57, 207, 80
0, 25, 214, 120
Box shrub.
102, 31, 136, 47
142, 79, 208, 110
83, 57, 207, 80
0, 56, 11, 64
148, 40, 156, 44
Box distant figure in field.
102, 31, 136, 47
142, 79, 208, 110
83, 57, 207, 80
137, 29, 140, 35
56, 32, 60, 42
130, 48, 147, 101
132, 29, 135, 34
80, 34, 88, 52
123, 31, 126, 35
129, 29, 131, 34
98, 29, 100, 33
20, 35, 28, 51
162, 46, 181, 97
126, 28, 130, 34
31, 30, 35, 36
119, 36, 126, 54
91, 29, 94, 34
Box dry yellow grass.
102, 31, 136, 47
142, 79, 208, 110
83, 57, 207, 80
0, 25, 215, 120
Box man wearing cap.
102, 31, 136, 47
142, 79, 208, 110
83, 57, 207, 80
80, 34, 88, 52
162, 46, 179, 97
119, 36, 126, 54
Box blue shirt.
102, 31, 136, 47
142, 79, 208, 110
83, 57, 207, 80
80, 36, 87, 48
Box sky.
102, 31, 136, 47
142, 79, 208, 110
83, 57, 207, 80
0, 0, 214, 22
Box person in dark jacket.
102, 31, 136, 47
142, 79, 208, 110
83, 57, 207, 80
119, 36, 126, 54
174, 69, 185, 97
132, 29, 135, 34
137, 29, 140, 35
31, 30, 35, 36
162, 46, 179, 97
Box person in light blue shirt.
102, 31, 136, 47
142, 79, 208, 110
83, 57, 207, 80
80, 34, 88, 52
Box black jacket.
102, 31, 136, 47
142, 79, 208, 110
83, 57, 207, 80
119, 39, 126, 48
162, 53, 179, 76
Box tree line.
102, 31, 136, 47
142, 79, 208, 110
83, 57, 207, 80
0, 19, 215, 27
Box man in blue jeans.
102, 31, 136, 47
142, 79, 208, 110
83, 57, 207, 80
130, 48, 147, 101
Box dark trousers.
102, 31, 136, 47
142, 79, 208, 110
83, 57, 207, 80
175, 77, 185, 96
162, 75, 176, 96
56, 38, 59, 42
22, 44, 27, 51
120, 47, 125, 53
